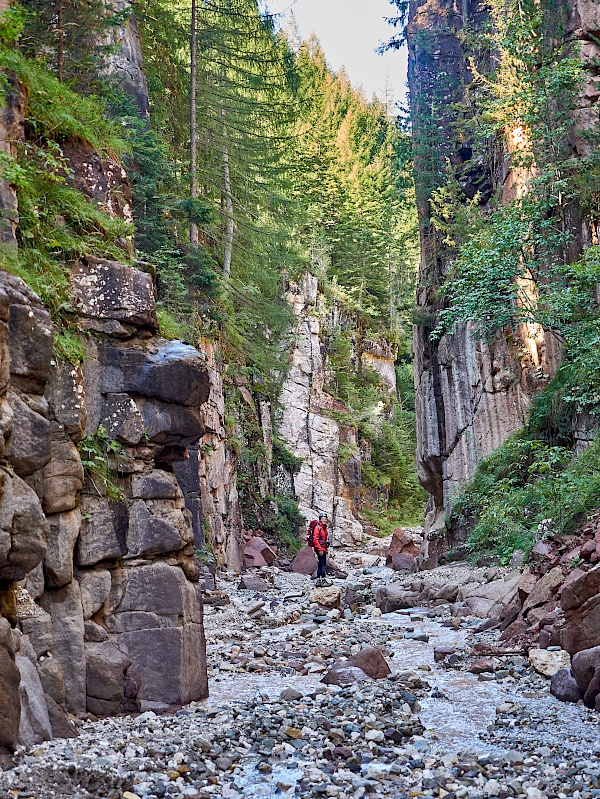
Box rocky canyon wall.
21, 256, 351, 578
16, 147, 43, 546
0, 63, 209, 758
408, 0, 599, 566
279, 276, 399, 546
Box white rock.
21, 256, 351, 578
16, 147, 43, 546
528, 648, 571, 677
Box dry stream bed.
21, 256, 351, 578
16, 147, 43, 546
1, 562, 599, 799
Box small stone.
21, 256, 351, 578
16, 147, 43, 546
280, 688, 303, 701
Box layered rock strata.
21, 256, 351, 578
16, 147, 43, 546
408, 0, 598, 566
0, 257, 210, 755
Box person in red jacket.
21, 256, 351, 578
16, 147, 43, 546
313, 513, 331, 586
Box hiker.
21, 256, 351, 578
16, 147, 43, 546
308, 513, 331, 587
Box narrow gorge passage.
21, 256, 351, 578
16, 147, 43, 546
2, 0, 600, 796
3, 548, 600, 799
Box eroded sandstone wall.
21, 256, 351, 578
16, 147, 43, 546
408, 0, 598, 566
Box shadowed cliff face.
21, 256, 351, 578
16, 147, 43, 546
407, 0, 599, 566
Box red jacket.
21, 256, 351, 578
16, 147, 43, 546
313, 522, 328, 553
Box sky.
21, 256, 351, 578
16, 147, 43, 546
261, 0, 408, 109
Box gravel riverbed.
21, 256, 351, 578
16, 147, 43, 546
1, 561, 599, 799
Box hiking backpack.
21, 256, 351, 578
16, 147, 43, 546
307, 519, 318, 547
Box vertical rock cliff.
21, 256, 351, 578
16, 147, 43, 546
0, 25, 210, 754
407, 0, 599, 565
279, 276, 401, 545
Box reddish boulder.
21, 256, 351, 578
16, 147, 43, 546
390, 552, 418, 573
518, 570, 539, 604
321, 664, 372, 686
530, 541, 552, 561
347, 647, 391, 679
386, 529, 419, 563
550, 668, 583, 703
561, 564, 600, 611
581, 539, 597, 561
522, 567, 564, 615
244, 536, 276, 567
468, 658, 495, 674
434, 647, 456, 662
238, 575, 270, 591
243, 550, 267, 568
571, 646, 600, 707
291, 546, 318, 575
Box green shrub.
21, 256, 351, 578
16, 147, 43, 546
453, 434, 600, 564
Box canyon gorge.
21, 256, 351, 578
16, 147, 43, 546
1, 0, 600, 796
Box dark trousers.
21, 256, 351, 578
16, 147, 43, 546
316, 551, 327, 578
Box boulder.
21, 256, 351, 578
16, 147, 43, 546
386, 528, 420, 563
71, 257, 157, 330
432, 582, 459, 602
530, 541, 552, 561
238, 575, 270, 591
468, 658, 495, 674
550, 668, 583, 703
310, 586, 341, 609
571, 646, 600, 707
42, 436, 84, 514
390, 552, 418, 573
106, 564, 208, 704
561, 594, 600, 654
0, 621, 20, 753
40, 581, 86, 715
464, 575, 520, 618
321, 664, 372, 686
518, 570, 539, 604
291, 546, 318, 575
244, 536, 276, 567
375, 585, 416, 614
16, 654, 52, 745
44, 509, 81, 588
86, 640, 136, 715
522, 567, 564, 615
528, 648, 571, 678
76, 496, 128, 566
561, 563, 600, 611
347, 647, 391, 679
5, 392, 51, 476
581, 539, 597, 561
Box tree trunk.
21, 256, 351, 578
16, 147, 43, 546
189, 0, 199, 244
222, 121, 234, 277
57, 0, 64, 82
